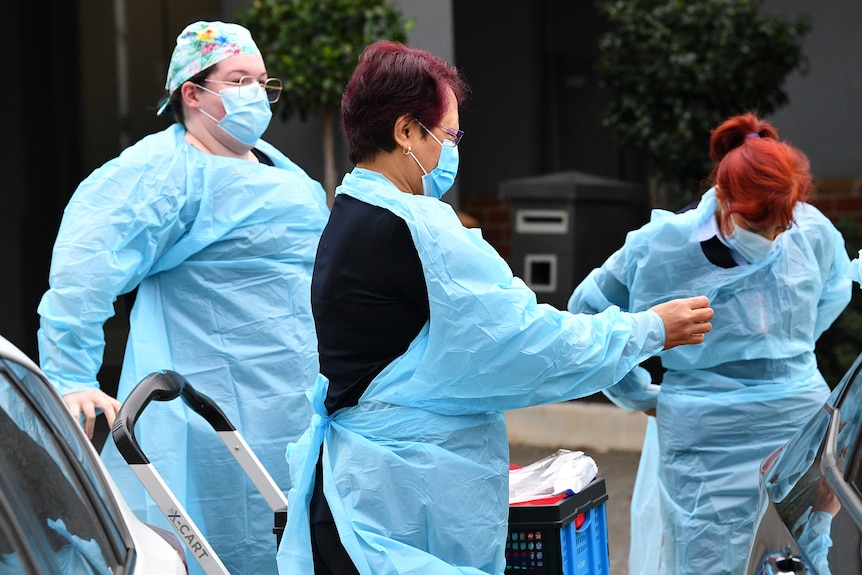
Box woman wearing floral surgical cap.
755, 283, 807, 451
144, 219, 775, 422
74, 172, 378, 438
36, 21, 329, 575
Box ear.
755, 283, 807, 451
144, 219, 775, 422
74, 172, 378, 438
180, 81, 201, 110
393, 114, 415, 151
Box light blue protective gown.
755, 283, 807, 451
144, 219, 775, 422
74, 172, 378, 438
848, 251, 862, 285
796, 508, 835, 575
277, 168, 670, 575
37, 124, 329, 575
567, 188, 851, 575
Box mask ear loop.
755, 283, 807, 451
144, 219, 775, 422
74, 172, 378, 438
405, 146, 428, 175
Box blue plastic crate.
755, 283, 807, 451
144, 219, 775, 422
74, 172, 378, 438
505, 477, 610, 575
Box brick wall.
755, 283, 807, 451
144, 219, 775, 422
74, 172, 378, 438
459, 195, 514, 260
812, 177, 862, 215
810, 178, 862, 249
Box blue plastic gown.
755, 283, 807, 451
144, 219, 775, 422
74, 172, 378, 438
277, 168, 669, 574
629, 416, 662, 573
796, 507, 834, 575
48, 518, 111, 575
37, 124, 329, 575
567, 188, 851, 575
848, 251, 862, 285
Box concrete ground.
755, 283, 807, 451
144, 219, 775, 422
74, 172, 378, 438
507, 402, 647, 575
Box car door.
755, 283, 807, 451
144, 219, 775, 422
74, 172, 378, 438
0, 356, 133, 574
755, 353, 862, 574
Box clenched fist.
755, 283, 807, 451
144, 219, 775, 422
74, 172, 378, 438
650, 296, 714, 350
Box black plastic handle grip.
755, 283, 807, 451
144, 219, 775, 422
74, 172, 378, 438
112, 370, 236, 465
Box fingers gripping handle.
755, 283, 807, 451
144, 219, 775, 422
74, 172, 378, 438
112, 370, 235, 465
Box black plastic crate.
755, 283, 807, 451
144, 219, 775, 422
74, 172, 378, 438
506, 477, 610, 574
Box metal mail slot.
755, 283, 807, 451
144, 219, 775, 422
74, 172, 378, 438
515, 209, 569, 234
525, 254, 557, 293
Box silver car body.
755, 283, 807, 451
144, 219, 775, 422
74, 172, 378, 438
746, 352, 862, 575
0, 334, 186, 574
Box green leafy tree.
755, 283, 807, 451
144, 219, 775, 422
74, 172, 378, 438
237, 0, 413, 205
595, 0, 810, 209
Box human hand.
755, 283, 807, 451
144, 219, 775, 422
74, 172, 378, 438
649, 296, 714, 350
63, 389, 123, 440
813, 476, 841, 517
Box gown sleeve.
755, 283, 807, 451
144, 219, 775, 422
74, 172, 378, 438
801, 205, 852, 341
396, 204, 668, 413
567, 246, 660, 412
37, 151, 192, 394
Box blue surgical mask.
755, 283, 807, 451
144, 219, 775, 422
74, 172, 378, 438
196, 83, 272, 146
725, 224, 776, 264
408, 126, 460, 199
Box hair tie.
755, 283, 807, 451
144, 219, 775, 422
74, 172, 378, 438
745, 132, 761, 140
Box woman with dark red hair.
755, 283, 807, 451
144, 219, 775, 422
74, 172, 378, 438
569, 113, 852, 575
276, 40, 715, 575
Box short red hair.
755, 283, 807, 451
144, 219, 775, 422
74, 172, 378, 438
710, 113, 812, 230
341, 41, 468, 165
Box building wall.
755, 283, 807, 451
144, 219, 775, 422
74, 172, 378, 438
762, 0, 862, 181
5, 1, 859, 359
7, 2, 84, 356
456, 1, 862, 263
761, 1, 862, 246
452, 1, 646, 260
5, 1, 26, 349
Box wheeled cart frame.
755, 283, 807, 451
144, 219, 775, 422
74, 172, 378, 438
112, 370, 289, 575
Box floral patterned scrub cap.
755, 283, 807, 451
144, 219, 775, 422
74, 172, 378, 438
157, 21, 261, 115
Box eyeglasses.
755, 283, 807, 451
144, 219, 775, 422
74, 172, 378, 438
204, 76, 283, 103
438, 123, 464, 147
415, 119, 463, 148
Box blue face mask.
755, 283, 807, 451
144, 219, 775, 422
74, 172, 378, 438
409, 124, 460, 199
725, 223, 776, 264
196, 83, 272, 146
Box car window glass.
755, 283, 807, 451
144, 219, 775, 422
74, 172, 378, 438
765, 398, 862, 573
766, 353, 862, 501
3, 360, 124, 536
766, 409, 830, 503
0, 360, 121, 573
837, 365, 862, 476
751, 355, 862, 575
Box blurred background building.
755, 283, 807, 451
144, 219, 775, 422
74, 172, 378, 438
6, 0, 860, 391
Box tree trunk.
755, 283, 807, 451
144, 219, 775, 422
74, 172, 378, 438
322, 106, 337, 208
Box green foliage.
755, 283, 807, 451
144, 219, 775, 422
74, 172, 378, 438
237, 0, 413, 122
816, 217, 862, 387
595, 0, 810, 208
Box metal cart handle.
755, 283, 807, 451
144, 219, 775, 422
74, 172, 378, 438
110, 370, 289, 574
112, 370, 234, 465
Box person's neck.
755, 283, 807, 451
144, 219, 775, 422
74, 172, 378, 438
358, 156, 418, 195
183, 121, 256, 161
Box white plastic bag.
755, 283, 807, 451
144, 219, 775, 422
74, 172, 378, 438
509, 448, 598, 504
